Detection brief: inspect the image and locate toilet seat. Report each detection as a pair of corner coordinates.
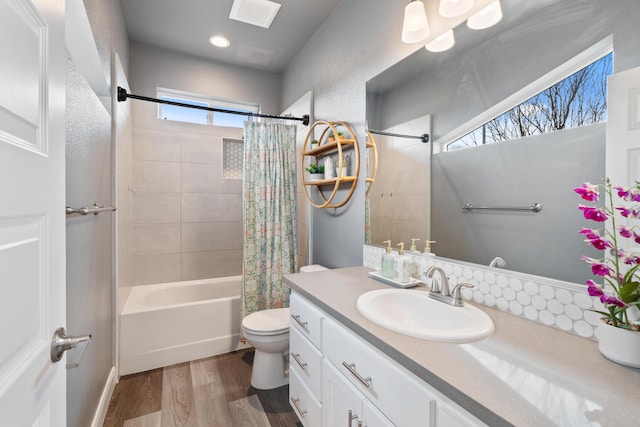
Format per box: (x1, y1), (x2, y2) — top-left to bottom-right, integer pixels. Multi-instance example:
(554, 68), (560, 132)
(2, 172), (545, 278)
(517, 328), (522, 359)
(242, 308), (290, 336)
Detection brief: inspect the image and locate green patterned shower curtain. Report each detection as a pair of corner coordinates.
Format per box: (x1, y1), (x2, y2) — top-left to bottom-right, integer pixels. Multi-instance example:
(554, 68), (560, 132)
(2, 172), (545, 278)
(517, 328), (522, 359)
(241, 121), (298, 320)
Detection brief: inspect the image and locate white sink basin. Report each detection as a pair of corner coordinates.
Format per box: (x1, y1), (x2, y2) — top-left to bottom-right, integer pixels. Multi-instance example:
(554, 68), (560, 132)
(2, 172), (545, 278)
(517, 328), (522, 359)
(356, 289), (495, 343)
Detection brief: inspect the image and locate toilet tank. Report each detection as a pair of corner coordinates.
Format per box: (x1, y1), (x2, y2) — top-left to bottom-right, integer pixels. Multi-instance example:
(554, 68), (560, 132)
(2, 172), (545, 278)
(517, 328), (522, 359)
(300, 264), (328, 273)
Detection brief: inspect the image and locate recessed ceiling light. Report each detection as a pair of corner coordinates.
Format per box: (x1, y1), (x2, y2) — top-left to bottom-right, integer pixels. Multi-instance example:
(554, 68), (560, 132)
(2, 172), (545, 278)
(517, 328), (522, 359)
(229, 0), (281, 29)
(209, 35), (230, 48)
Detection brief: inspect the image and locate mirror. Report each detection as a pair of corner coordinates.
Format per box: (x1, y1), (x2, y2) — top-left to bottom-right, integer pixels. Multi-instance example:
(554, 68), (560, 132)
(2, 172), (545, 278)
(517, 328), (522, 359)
(366, 0), (640, 284)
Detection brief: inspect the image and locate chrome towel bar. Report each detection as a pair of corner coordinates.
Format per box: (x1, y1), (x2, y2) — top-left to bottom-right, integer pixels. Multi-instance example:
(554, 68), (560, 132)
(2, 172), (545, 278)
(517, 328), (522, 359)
(462, 203), (542, 213)
(66, 203), (116, 216)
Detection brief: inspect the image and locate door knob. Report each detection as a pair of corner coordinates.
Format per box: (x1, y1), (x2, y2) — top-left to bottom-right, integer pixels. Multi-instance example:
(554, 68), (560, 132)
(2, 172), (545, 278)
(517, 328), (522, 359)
(50, 327), (91, 363)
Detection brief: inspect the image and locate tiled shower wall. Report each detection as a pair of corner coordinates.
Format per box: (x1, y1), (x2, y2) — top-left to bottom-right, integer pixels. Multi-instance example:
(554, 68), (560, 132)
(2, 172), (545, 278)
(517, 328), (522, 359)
(131, 119), (244, 285)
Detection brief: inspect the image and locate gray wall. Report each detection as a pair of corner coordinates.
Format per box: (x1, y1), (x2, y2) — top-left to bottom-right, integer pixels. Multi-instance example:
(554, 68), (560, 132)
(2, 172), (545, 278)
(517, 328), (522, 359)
(65, 55), (113, 427)
(83, 0), (130, 90)
(66, 1), (129, 427)
(129, 42), (281, 118)
(432, 124), (605, 284)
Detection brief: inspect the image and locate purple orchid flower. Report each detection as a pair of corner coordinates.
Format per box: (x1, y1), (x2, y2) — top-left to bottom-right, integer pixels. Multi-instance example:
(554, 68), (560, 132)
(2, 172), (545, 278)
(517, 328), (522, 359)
(614, 186), (640, 202)
(574, 182), (600, 202)
(614, 186), (631, 200)
(617, 225), (633, 238)
(616, 206), (640, 219)
(579, 228), (600, 239)
(585, 237), (613, 250)
(586, 279), (604, 297)
(616, 249), (638, 265)
(581, 255), (612, 277)
(633, 231), (640, 245)
(600, 294), (627, 308)
(579, 228), (612, 249)
(578, 205), (608, 222)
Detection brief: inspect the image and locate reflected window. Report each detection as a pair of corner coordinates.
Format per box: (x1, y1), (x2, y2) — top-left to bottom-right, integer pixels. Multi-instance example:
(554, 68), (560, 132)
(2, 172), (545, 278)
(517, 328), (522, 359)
(447, 52), (612, 152)
(157, 88), (260, 128)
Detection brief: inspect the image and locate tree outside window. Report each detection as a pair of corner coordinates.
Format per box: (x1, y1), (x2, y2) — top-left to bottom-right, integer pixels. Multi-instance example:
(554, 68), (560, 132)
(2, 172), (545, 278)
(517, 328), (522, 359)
(447, 52), (612, 151)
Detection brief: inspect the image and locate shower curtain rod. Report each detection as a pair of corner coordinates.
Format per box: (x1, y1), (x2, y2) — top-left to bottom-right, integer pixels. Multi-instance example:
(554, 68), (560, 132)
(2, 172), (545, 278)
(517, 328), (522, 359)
(117, 87), (310, 126)
(367, 129), (429, 143)
(367, 128), (429, 143)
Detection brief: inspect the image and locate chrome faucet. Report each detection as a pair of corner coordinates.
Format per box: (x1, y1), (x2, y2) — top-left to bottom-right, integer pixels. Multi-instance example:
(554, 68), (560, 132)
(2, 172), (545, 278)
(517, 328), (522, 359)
(426, 266), (450, 296)
(426, 265), (474, 307)
(489, 257), (506, 268)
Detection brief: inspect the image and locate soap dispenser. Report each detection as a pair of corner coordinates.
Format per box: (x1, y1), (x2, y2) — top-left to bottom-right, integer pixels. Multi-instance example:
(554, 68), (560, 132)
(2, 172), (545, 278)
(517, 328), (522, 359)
(423, 240), (436, 256)
(380, 240), (396, 279)
(409, 238), (420, 252)
(394, 242), (413, 283)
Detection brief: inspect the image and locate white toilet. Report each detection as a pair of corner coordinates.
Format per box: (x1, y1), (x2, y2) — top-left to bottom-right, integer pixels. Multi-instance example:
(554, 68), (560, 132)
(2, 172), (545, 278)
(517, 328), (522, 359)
(241, 264), (328, 390)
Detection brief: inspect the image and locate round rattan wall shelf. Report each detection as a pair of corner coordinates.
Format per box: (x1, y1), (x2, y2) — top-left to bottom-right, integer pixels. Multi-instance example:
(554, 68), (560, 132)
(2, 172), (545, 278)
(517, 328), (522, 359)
(302, 121), (360, 208)
(365, 129), (378, 198)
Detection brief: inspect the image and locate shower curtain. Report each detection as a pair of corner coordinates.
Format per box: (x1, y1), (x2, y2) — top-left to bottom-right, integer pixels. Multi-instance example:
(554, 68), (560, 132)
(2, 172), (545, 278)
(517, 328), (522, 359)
(241, 120), (298, 319)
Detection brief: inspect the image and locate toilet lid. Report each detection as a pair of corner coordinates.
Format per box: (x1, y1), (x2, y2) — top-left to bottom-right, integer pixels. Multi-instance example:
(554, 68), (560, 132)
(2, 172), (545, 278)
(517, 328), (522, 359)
(242, 308), (290, 335)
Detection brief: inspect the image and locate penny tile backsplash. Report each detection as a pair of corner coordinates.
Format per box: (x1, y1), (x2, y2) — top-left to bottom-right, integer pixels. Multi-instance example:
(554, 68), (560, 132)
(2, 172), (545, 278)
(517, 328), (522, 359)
(363, 245), (604, 341)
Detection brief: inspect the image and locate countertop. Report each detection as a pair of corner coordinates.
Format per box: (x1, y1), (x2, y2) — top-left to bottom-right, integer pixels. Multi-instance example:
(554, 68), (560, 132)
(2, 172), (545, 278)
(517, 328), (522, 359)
(283, 266), (640, 427)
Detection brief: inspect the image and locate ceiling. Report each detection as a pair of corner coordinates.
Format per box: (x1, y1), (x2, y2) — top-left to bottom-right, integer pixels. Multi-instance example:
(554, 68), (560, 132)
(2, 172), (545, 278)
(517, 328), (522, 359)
(119, 0), (343, 73)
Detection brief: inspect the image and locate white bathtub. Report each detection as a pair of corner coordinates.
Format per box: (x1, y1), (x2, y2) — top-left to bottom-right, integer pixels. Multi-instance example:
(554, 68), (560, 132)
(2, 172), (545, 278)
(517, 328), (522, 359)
(119, 275), (250, 375)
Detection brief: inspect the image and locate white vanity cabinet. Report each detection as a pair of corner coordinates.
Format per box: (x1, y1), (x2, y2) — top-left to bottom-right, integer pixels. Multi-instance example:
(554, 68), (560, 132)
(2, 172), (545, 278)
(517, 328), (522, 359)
(289, 293), (325, 426)
(290, 291), (487, 427)
(323, 316), (435, 426)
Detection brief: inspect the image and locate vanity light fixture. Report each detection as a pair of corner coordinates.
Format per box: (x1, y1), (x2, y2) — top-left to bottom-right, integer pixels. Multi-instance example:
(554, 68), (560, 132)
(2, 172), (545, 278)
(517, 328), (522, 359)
(467, 0), (503, 30)
(425, 29), (455, 52)
(402, 0), (430, 44)
(209, 35), (231, 48)
(438, 0), (474, 18)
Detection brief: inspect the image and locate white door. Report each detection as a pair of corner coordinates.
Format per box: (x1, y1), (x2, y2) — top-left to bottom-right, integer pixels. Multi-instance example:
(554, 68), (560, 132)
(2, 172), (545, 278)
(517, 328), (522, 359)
(0, 0), (66, 425)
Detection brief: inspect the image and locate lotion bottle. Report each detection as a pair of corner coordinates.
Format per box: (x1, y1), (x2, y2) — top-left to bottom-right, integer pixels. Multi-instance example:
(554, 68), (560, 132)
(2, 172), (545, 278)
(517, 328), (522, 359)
(394, 242), (413, 283)
(423, 240), (436, 256)
(380, 240), (396, 279)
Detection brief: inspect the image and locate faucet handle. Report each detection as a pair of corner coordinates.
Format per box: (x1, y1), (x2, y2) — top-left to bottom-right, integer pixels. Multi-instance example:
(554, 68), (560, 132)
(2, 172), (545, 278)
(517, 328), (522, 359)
(451, 283), (474, 307)
(429, 278), (440, 293)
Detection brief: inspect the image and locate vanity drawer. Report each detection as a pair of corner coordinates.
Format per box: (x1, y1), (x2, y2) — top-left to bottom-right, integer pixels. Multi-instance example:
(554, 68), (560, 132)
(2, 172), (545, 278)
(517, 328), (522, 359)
(290, 325), (323, 399)
(290, 366), (322, 427)
(290, 292), (324, 348)
(323, 317), (436, 427)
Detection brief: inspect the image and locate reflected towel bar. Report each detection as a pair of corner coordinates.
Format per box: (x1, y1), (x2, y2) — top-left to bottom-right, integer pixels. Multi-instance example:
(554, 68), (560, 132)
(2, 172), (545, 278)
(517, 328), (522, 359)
(462, 203), (542, 213)
(367, 128), (429, 143)
(66, 203), (116, 216)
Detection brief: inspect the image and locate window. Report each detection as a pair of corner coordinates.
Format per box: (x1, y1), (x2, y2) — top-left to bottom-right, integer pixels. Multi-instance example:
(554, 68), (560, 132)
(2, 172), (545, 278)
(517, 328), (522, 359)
(157, 88), (260, 128)
(446, 51), (613, 152)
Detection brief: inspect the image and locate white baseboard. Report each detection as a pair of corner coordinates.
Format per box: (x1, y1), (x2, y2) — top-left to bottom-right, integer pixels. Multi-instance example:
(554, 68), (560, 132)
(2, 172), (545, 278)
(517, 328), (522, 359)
(90, 366), (117, 427)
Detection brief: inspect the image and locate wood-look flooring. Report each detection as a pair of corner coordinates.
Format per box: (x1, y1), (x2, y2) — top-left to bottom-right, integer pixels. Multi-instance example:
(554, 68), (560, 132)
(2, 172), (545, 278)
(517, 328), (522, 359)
(103, 349), (301, 427)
